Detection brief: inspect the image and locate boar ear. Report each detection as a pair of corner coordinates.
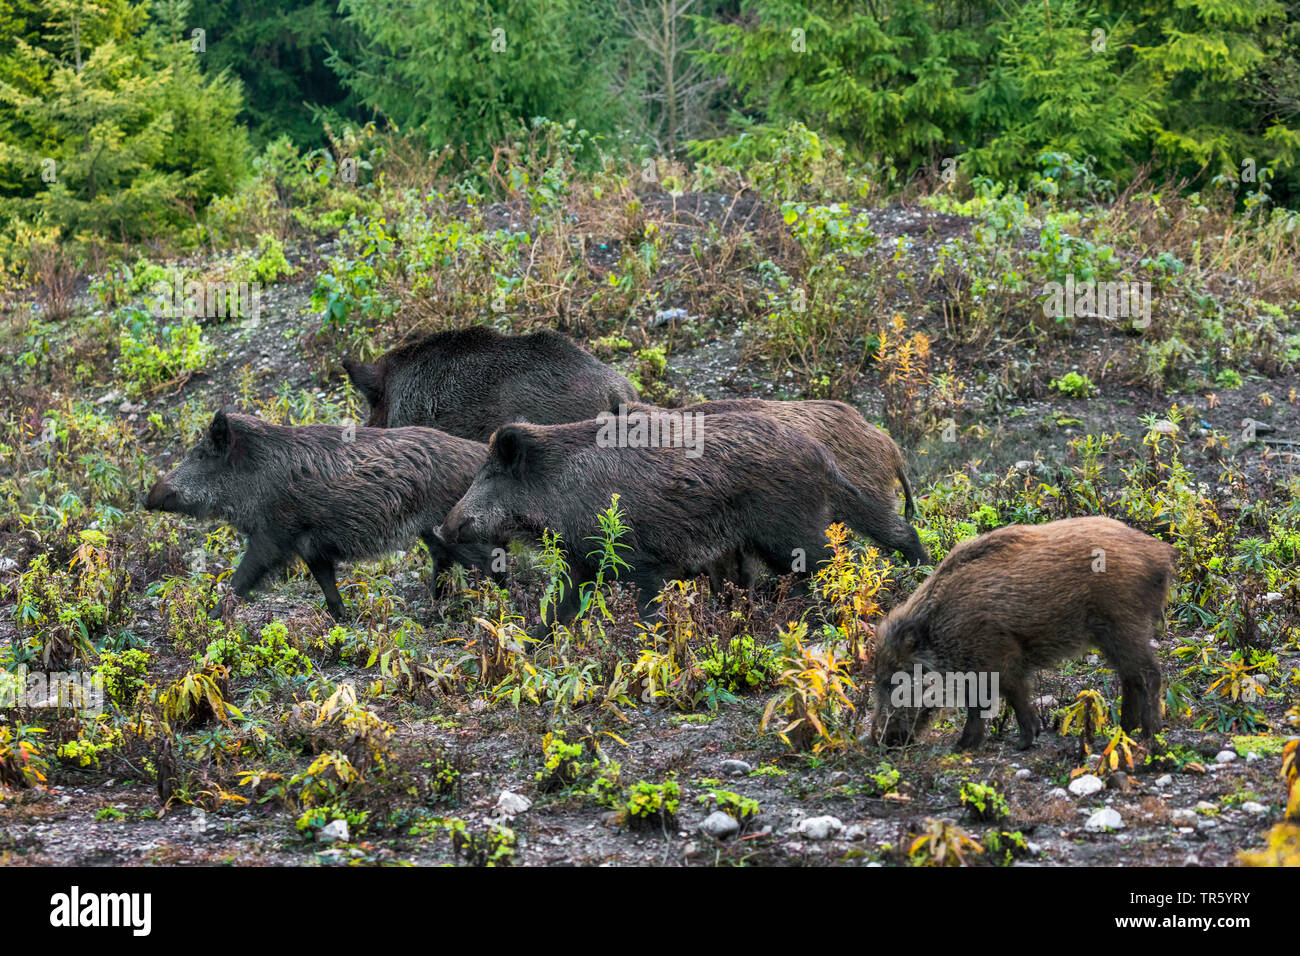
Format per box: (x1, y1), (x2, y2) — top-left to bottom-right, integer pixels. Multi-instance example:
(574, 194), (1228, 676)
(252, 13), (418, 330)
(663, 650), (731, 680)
(209, 409), (233, 452)
(343, 360), (383, 406)
(209, 408), (246, 461)
(492, 425), (536, 480)
(893, 619), (925, 655)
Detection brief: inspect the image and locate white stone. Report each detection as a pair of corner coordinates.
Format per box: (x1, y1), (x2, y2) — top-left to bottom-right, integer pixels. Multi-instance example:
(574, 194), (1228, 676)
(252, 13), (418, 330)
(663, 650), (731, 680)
(1047, 787), (1069, 799)
(1170, 809), (1198, 826)
(699, 811), (740, 840)
(1154, 774), (1173, 787)
(1215, 750), (1237, 764)
(1240, 801), (1267, 815)
(1068, 774), (1104, 797)
(796, 815), (844, 840)
(720, 759), (752, 776)
(1085, 808), (1124, 831)
(1013, 769), (1033, 781)
(495, 790), (532, 818)
(318, 819), (349, 842)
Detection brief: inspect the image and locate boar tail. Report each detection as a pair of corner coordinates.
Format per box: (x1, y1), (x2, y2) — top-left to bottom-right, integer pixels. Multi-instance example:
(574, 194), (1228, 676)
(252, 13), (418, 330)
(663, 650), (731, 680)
(898, 467), (917, 521)
(830, 464), (929, 566)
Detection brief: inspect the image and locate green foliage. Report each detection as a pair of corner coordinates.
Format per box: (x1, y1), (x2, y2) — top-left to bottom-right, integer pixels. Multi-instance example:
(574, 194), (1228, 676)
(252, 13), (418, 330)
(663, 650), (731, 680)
(329, 0), (620, 159)
(863, 762), (901, 797)
(202, 619), (313, 681)
(628, 346), (669, 400)
(444, 818), (516, 867)
(959, 781), (1010, 823)
(696, 0), (1300, 201)
(619, 775), (680, 830)
(967, 1), (1154, 182)
(697, 787), (759, 827)
(535, 731), (601, 792)
(0, 0), (251, 256)
(94, 647), (151, 709)
(579, 494), (634, 622)
(983, 829), (1031, 866)
(185, 0), (358, 146)
(699, 634), (779, 693)
(697, 0), (980, 172)
(1050, 372), (1095, 399)
(236, 233), (297, 284)
(204, 130), (381, 245)
(57, 716), (125, 769)
(13, 533), (129, 669)
(115, 308), (213, 398)
(0, 722), (50, 787)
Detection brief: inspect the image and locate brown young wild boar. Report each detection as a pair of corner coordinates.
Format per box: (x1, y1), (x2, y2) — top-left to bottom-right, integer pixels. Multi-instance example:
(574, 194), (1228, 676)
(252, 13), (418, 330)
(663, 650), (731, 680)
(871, 516), (1174, 751)
(627, 398), (926, 568)
(145, 410), (495, 619)
(343, 326), (639, 439)
(438, 411), (912, 634)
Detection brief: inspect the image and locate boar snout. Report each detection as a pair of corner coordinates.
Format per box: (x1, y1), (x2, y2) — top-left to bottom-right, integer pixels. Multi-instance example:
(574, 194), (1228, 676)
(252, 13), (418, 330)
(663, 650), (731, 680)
(145, 478), (176, 511)
(871, 710), (919, 748)
(439, 503), (475, 544)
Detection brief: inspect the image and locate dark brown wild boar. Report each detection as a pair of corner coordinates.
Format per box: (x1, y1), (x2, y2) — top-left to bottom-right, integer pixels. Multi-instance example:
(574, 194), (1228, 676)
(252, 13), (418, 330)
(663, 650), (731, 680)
(628, 398), (926, 567)
(145, 410), (495, 619)
(438, 411), (905, 633)
(871, 516), (1173, 750)
(343, 326), (639, 439)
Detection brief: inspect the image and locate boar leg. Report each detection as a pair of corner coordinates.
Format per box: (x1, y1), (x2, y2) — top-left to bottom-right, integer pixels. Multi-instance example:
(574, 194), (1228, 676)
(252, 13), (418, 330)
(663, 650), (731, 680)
(1101, 628), (1162, 739)
(306, 558), (346, 620)
(628, 568), (671, 621)
(1003, 679), (1040, 750)
(1119, 659), (1162, 740)
(420, 532), (464, 597)
(222, 537), (288, 613)
(954, 708), (987, 751)
(527, 561), (590, 642)
(420, 532), (450, 595)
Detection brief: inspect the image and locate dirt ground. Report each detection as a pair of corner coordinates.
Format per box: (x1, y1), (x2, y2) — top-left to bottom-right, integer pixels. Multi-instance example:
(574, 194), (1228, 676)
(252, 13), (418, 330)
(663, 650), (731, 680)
(1, 194), (1297, 868)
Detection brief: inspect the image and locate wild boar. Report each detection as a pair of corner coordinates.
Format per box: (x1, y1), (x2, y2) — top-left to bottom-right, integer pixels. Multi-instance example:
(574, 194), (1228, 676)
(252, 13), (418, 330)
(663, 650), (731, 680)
(145, 410), (495, 619)
(628, 397), (926, 570)
(871, 516), (1174, 750)
(438, 410), (913, 633)
(343, 326), (639, 439)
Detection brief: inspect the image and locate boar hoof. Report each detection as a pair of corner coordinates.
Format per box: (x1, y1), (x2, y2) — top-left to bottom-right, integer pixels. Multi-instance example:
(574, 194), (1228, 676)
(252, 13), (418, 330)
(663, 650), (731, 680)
(207, 594), (234, 621)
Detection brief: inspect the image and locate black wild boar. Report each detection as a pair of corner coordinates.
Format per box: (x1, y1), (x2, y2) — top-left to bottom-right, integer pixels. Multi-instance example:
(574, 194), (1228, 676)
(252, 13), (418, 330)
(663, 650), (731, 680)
(438, 411), (912, 632)
(628, 398), (926, 568)
(145, 410), (494, 619)
(343, 326), (639, 439)
(871, 516), (1174, 750)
